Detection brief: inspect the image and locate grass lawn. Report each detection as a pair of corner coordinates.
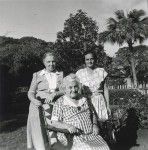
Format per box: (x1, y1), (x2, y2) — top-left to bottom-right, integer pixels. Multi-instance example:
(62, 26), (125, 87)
(0, 126), (27, 150)
(0, 111), (28, 150)
(131, 129), (148, 150)
(0, 89), (147, 150)
(1, 119), (148, 150)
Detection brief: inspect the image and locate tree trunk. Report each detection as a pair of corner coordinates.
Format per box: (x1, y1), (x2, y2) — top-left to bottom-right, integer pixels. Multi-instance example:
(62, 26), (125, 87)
(130, 55), (138, 88)
(128, 43), (138, 88)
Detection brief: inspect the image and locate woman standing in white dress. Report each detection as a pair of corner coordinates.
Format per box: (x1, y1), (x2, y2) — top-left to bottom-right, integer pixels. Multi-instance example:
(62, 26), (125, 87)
(76, 51), (110, 121)
(27, 52), (63, 150)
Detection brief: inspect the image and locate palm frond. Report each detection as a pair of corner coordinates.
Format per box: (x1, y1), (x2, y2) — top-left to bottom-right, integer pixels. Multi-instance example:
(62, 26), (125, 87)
(99, 31), (110, 43)
(128, 9), (145, 21)
(141, 17), (148, 25)
(107, 17), (117, 30)
(114, 10), (125, 20)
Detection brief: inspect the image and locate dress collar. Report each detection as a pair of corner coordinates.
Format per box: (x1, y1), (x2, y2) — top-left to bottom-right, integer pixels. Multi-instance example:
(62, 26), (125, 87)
(39, 69), (60, 76)
(63, 95), (86, 107)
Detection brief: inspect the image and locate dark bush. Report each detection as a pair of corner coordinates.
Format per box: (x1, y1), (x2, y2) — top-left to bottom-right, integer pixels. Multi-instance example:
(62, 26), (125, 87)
(109, 89), (148, 129)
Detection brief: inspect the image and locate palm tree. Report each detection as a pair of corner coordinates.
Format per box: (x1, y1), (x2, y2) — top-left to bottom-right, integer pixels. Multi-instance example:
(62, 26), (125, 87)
(99, 9), (148, 88)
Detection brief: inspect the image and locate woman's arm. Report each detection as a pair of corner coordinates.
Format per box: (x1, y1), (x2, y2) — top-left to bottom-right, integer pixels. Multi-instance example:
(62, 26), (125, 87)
(104, 79), (111, 114)
(54, 91), (64, 100)
(45, 85), (64, 103)
(28, 73), (42, 106)
(46, 120), (81, 134)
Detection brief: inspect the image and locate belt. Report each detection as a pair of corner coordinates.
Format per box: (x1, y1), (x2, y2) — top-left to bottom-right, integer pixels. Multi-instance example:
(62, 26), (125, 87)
(92, 90), (103, 93)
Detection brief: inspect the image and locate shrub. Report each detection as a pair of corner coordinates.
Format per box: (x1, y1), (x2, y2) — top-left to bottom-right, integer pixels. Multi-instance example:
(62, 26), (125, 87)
(109, 89), (148, 128)
(109, 89), (147, 108)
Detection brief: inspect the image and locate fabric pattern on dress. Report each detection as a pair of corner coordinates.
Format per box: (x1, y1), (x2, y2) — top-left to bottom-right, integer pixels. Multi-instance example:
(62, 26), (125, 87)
(51, 96), (110, 150)
(27, 69), (63, 150)
(76, 68), (108, 120)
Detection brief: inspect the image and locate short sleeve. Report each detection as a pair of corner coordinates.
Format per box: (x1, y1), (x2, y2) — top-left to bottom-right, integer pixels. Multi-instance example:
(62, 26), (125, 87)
(51, 98), (63, 121)
(76, 69), (85, 84)
(28, 73), (37, 94)
(76, 69), (82, 79)
(58, 72), (64, 93)
(102, 68), (108, 80)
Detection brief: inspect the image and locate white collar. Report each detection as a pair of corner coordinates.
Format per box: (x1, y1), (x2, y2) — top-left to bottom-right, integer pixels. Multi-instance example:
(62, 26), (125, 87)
(63, 95), (86, 107)
(39, 69), (60, 76)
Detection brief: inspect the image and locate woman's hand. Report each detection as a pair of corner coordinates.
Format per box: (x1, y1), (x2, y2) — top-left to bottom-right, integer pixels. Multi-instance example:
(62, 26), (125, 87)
(46, 93), (57, 103)
(93, 125), (99, 135)
(68, 126), (79, 134)
(33, 99), (42, 107)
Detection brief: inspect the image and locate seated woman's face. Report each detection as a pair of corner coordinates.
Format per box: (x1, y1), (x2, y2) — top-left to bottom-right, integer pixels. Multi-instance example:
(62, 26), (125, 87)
(65, 81), (80, 99)
(43, 55), (56, 72)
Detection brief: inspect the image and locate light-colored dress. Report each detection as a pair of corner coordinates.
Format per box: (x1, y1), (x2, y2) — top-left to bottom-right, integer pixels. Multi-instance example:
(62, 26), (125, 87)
(51, 95), (110, 150)
(76, 68), (108, 120)
(27, 69), (63, 150)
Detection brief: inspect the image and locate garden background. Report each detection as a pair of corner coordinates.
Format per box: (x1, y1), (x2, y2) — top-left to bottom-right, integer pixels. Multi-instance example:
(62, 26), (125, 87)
(0, 7), (148, 150)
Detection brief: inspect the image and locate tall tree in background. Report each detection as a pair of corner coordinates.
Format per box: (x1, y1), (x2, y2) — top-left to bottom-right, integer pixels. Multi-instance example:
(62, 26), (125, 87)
(99, 9), (148, 88)
(56, 9), (98, 52)
(55, 10), (110, 73)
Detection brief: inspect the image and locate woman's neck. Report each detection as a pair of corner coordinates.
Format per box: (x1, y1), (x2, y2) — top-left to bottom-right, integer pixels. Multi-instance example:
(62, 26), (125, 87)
(45, 69), (56, 73)
(86, 65), (96, 70)
(67, 96), (79, 104)
(86, 67), (95, 75)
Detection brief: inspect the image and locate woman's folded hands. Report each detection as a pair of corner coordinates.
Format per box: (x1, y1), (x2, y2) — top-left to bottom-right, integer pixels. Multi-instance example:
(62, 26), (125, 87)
(45, 93), (57, 103)
(67, 125), (82, 134)
(45, 120), (83, 135)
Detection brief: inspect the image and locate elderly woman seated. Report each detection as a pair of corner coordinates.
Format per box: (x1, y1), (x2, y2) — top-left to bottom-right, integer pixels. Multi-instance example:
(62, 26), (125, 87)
(48, 74), (110, 150)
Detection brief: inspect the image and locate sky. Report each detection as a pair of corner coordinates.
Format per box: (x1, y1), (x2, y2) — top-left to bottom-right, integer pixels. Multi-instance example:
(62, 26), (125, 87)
(0, 0), (148, 57)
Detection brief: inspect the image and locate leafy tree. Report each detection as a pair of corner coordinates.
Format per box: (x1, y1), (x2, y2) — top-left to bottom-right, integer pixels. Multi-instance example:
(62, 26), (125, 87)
(56, 9), (98, 51)
(112, 45), (148, 84)
(55, 10), (111, 73)
(0, 36), (54, 86)
(99, 9), (148, 88)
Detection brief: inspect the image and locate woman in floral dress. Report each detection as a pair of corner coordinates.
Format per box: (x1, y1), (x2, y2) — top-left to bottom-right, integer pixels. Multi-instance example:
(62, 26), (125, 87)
(27, 52), (63, 150)
(76, 51), (110, 121)
(51, 74), (110, 150)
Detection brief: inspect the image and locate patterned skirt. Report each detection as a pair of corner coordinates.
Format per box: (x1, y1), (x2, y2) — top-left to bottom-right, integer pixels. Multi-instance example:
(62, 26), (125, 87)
(71, 134), (110, 150)
(55, 132), (110, 150)
(91, 93), (108, 121)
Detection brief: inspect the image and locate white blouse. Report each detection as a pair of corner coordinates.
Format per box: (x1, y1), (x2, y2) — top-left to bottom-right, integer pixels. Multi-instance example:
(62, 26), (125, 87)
(39, 69), (63, 93)
(76, 68), (108, 93)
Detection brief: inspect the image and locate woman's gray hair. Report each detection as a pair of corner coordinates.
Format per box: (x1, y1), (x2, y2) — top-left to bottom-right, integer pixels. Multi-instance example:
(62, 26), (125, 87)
(62, 73), (82, 93)
(42, 52), (56, 62)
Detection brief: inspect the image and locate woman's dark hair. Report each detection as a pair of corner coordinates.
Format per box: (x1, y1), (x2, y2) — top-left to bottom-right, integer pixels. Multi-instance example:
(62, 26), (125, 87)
(83, 50), (97, 62)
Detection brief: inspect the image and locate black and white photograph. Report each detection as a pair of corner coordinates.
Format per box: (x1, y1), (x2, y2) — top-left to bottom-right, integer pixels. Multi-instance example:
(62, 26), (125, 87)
(0, 0), (148, 150)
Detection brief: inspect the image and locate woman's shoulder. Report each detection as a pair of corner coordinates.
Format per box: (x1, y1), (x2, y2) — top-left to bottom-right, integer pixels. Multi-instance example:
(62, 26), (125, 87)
(95, 67), (106, 72)
(56, 71), (63, 75)
(33, 69), (45, 76)
(33, 69), (63, 76)
(56, 71), (64, 78)
(55, 96), (64, 105)
(95, 67), (108, 74)
(94, 67), (108, 80)
(76, 68), (87, 76)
